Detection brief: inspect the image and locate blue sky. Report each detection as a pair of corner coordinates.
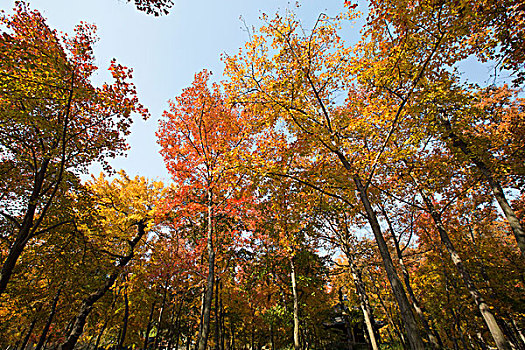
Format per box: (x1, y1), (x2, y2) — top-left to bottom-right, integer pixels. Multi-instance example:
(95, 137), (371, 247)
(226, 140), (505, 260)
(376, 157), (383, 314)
(4, 0), (355, 182)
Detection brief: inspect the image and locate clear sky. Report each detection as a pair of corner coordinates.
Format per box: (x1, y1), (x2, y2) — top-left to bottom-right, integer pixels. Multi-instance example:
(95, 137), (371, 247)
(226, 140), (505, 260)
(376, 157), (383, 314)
(3, 0), (356, 183)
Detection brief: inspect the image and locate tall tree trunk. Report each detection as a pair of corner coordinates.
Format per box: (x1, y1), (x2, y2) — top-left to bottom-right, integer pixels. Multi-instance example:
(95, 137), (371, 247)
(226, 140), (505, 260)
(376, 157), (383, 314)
(440, 118), (525, 255)
(339, 288), (354, 350)
(346, 257), (379, 350)
(197, 190), (215, 350)
(291, 255), (300, 350)
(380, 205), (443, 349)
(419, 189), (512, 350)
(214, 277), (220, 350)
(35, 287), (61, 350)
(144, 301), (156, 350)
(20, 313), (39, 350)
(154, 280), (169, 350)
(511, 316), (525, 348)
(198, 288), (205, 338)
(220, 288), (225, 350)
(347, 172), (424, 350)
(59, 221), (147, 350)
(118, 285), (130, 350)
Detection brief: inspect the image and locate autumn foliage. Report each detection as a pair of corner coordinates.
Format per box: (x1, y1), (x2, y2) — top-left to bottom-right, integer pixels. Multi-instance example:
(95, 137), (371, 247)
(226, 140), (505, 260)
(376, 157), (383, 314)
(1, 1), (524, 350)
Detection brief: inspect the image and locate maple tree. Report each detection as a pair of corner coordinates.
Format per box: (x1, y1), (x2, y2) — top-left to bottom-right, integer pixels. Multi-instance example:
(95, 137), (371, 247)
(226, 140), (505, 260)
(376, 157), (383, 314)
(0, 2), (148, 295)
(59, 172), (163, 350)
(433, 84), (525, 255)
(0, 172), (163, 349)
(157, 70), (252, 350)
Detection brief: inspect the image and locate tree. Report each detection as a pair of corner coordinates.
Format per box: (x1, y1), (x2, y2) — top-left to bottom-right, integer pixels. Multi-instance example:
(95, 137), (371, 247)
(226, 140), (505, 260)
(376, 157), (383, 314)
(59, 172), (163, 350)
(0, 2), (148, 295)
(224, 12), (426, 349)
(157, 70), (252, 350)
(359, 0), (525, 255)
(256, 177), (325, 350)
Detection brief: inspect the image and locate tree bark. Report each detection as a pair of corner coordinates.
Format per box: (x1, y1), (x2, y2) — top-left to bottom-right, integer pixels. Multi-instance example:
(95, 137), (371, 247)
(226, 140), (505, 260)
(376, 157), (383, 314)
(214, 277), (220, 350)
(0, 159), (50, 295)
(94, 318), (108, 350)
(35, 287), (61, 350)
(20, 313), (39, 350)
(144, 301), (156, 350)
(510, 315), (525, 348)
(346, 259), (379, 350)
(347, 172), (424, 350)
(291, 255), (301, 350)
(420, 189), (512, 350)
(118, 285), (130, 350)
(380, 205), (443, 349)
(197, 189), (215, 350)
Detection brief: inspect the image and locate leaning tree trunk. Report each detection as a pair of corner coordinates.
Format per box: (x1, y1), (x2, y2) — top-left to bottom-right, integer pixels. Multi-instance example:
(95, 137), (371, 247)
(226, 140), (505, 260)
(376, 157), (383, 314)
(94, 318), (108, 350)
(441, 118), (525, 255)
(380, 205), (443, 349)
(420, 189), (512, 350)
(20, 311), (40, 350)
(346, 171), (425, 350)
(0, 159), (51, 295)
(59, 221), (147, 350)
(346, 255), (379, 350)
(35, 287), (61, 350)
